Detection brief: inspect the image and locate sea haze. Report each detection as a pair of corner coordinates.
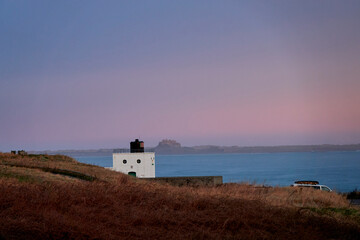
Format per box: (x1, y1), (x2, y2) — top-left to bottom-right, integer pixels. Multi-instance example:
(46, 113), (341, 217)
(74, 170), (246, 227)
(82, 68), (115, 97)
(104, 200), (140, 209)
(74, 151), (360, 193)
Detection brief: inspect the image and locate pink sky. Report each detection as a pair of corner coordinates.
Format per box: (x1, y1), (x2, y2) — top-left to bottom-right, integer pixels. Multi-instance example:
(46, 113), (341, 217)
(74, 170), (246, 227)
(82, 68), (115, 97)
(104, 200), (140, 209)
(1, 1), (360, 150)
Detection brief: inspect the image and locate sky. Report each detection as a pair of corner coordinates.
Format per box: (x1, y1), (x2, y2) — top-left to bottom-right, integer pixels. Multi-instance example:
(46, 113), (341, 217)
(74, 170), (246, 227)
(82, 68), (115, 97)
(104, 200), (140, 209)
(1, 0), (360, 151)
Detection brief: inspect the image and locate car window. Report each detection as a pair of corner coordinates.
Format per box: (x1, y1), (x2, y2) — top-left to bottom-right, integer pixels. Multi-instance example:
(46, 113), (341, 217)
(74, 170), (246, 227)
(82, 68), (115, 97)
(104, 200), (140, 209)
(312, 186), (320, 190)
(321, 187), (331, 192)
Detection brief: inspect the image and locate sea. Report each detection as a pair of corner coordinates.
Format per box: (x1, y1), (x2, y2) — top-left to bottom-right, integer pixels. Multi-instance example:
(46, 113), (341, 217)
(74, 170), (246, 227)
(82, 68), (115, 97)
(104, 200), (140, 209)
(74, 151), (360, 193)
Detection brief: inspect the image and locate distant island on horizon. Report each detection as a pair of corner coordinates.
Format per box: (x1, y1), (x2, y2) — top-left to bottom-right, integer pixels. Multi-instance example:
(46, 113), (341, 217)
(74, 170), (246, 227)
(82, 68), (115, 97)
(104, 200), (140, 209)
(29, 139), (360, 157)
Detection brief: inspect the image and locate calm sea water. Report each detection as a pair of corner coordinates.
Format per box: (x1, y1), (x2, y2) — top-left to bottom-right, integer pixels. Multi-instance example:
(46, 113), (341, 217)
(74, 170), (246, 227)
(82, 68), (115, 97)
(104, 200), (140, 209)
(74, 151), (360, 192)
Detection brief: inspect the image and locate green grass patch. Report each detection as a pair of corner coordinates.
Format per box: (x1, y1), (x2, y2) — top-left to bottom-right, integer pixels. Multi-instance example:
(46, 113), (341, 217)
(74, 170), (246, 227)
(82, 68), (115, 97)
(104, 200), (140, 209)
(28, 154), (49, 162)
(41, 168), (96, 181)
(0, 170), (35, 183)
(308, 207), (360, 223)
(1, 163), (96, 182)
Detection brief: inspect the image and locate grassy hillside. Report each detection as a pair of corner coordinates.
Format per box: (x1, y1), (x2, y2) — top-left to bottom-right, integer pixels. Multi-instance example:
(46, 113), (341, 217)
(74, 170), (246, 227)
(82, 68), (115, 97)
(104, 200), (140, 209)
(0, 153), (359, 239)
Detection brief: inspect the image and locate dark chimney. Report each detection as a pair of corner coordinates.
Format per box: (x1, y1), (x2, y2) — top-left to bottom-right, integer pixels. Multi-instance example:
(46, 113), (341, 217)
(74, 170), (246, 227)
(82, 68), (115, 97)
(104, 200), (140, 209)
(130, 139), (144, 153)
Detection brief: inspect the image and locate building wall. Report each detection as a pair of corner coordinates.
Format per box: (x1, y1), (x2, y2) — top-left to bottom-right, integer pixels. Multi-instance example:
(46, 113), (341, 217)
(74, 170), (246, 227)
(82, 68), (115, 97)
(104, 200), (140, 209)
(113, 152), (155, 178)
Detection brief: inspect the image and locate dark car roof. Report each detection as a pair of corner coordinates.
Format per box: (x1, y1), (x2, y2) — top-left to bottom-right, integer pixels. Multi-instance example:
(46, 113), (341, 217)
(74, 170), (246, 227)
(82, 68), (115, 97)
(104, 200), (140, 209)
(294, 180), (319, 185)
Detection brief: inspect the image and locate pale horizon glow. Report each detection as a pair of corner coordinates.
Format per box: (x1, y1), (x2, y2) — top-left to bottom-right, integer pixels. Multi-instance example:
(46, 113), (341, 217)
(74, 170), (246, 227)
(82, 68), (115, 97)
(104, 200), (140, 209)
(1, 1), (360, 151)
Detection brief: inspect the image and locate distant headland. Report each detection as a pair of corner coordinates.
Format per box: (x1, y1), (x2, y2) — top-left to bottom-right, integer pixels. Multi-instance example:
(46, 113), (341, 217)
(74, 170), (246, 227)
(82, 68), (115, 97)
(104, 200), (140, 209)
(29, 139), (360, 156)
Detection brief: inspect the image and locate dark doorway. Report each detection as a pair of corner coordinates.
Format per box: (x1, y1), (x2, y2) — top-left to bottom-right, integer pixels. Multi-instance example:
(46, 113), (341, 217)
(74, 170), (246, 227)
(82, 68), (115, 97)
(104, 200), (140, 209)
(128, 172), (136, 177)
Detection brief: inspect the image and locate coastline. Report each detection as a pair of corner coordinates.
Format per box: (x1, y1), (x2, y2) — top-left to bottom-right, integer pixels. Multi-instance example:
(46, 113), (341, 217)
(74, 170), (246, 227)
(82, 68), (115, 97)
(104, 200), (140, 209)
(29, 143), (360, 156)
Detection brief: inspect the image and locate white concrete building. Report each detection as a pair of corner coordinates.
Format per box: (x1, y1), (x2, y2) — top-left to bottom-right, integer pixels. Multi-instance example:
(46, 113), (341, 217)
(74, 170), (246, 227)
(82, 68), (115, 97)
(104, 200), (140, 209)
(112, 139), (155, 178)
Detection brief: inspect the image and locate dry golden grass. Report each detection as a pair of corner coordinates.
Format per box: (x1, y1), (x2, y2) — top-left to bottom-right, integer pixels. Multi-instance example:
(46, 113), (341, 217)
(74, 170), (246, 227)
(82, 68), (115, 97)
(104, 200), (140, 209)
(0, 153), (359, 240)
(195, 183), (350, 209)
